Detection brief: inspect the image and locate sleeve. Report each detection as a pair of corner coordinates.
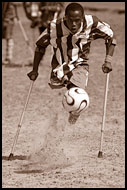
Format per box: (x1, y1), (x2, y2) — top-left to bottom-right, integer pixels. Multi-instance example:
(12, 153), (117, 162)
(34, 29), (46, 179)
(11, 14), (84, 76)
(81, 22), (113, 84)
(35, 26), (50, 54)
(92, 15), (117, 46)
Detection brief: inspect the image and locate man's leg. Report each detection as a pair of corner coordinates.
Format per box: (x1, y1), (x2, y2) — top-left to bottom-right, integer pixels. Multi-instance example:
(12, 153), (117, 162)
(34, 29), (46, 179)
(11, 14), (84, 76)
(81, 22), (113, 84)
(4, 38), (14, 64)
(3, 21), (14, 65)
(68, 111), (80, 125)
(67, 65), (89, 124)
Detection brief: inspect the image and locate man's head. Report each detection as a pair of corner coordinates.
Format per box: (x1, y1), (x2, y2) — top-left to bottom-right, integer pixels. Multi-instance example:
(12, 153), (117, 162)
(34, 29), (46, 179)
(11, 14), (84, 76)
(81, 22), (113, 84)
(65, 3), (84, 34)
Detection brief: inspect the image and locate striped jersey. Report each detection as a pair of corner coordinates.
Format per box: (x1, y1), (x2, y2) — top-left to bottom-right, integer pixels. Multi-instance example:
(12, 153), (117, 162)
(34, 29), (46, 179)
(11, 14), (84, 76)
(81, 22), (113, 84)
(36, 14), (116, 68)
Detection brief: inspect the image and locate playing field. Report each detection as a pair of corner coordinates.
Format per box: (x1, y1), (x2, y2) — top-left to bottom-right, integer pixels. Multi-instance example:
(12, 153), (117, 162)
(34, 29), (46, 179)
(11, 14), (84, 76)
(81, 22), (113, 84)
(2, 2), (125, 188)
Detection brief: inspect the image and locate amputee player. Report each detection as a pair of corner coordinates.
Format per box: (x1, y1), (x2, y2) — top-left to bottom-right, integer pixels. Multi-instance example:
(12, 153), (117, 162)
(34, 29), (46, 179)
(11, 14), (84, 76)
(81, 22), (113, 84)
(27, 3), (116, 124)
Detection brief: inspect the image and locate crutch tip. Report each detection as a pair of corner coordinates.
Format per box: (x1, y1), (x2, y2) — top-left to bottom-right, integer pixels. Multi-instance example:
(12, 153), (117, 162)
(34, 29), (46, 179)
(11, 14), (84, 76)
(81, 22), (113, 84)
(8, 153), (14, 161)
(98, 151), (103, 158)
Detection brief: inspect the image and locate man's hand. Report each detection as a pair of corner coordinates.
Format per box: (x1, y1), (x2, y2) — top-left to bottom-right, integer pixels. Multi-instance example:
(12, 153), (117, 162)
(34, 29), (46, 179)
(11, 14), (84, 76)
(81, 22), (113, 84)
(27, 70), (38, 81)
(102, 61), (112, 73)
(53, 65), (64, 80)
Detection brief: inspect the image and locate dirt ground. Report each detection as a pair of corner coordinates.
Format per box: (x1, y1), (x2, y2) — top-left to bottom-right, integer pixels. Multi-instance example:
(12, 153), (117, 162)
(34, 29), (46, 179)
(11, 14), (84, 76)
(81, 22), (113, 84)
(2, 2), (125, 188)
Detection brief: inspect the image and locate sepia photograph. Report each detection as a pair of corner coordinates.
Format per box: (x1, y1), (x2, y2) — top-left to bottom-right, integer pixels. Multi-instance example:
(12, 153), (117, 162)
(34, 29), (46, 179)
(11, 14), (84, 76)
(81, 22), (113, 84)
(2, 2), (125, 188)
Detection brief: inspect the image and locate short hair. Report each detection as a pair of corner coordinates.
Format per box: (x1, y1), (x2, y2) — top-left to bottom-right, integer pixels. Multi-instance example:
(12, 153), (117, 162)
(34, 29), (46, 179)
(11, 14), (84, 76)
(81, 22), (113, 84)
(65, 3), (84, 16)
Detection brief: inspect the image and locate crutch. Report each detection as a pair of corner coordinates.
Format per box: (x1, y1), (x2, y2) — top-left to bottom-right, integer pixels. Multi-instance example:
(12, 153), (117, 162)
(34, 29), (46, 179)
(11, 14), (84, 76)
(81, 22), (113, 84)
(15, 6), (34, 67)
(8, 80), (34, 160)
(98, 73), (110, 158)
(18, 19), (34, 57)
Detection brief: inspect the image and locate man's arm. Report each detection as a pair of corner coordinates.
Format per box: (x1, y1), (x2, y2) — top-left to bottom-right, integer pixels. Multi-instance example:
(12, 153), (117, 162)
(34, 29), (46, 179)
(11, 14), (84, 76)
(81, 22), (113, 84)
(27, 29), (50, 81)
(103, 33), (116, 73)
(27, 49), (44, 81)
(92, 16), (117, 73)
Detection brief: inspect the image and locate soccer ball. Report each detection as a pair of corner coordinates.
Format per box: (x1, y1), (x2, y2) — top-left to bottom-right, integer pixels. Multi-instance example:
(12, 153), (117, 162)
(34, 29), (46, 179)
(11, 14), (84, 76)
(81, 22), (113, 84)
(62, 87), (89, 114)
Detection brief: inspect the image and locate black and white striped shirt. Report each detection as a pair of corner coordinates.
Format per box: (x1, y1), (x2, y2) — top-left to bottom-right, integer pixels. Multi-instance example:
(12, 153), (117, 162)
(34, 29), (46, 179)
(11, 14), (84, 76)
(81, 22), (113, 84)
(36, 14), (116, 69)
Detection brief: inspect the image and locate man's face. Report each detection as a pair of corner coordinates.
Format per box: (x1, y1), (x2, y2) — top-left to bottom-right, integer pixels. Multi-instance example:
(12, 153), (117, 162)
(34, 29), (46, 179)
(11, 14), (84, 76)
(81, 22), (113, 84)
(65, 10), (83, 34)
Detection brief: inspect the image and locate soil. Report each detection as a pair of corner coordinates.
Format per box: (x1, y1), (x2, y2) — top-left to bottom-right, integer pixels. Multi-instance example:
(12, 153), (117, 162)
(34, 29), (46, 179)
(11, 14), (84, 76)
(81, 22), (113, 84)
(2, 3), (125, 188)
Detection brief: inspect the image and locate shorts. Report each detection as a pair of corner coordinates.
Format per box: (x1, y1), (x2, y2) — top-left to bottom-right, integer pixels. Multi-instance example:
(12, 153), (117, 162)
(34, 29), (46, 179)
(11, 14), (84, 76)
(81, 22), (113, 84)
(49, 56), (89, 89)
(70, 65), (89, 89)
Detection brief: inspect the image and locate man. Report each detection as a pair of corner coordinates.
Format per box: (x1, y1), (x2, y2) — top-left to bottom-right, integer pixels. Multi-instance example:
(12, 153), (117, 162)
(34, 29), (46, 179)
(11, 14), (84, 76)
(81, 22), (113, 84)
(27, 3), (116, 124)
(2, 2), (17, 65)
(23, 2), (64, 34)
(37, 2), (64, 34)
